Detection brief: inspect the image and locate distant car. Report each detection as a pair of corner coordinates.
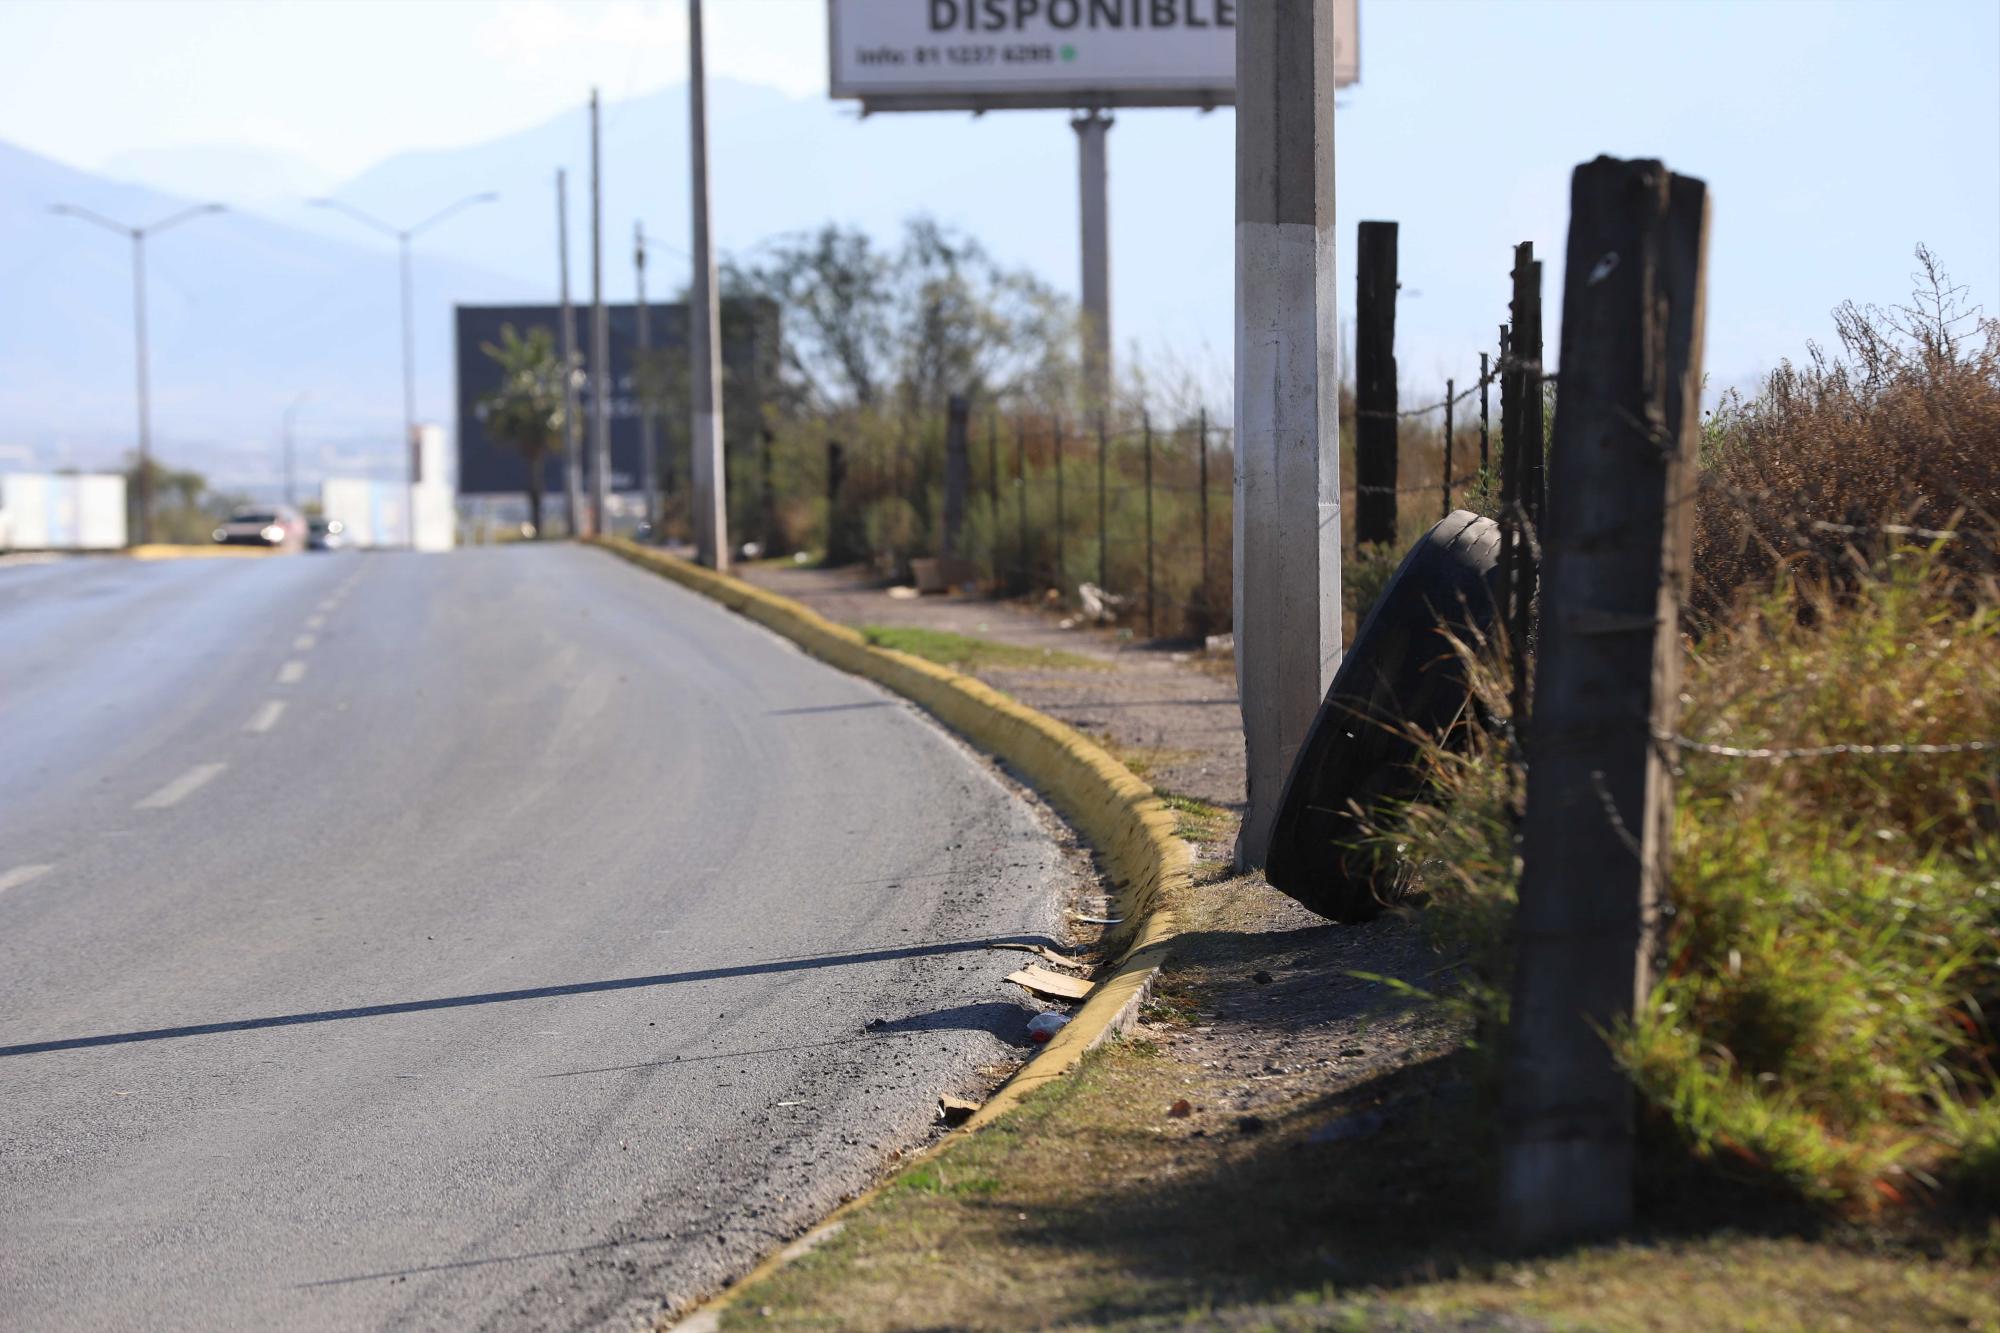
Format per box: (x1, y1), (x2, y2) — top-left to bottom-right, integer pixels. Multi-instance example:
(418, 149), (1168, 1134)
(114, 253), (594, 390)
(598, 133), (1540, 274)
(212, 505), (304, 548)
(307, 517), (348, 551)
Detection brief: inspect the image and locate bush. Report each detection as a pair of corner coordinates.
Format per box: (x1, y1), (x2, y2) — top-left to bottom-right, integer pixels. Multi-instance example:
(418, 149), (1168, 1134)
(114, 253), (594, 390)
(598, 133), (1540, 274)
(1692, 247), (2000, 621)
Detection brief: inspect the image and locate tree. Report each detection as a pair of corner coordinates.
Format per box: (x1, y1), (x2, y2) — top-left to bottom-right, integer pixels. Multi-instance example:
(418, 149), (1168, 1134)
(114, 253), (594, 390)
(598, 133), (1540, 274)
(477, 324), (569, 536)
(738, 218), (1078, 418)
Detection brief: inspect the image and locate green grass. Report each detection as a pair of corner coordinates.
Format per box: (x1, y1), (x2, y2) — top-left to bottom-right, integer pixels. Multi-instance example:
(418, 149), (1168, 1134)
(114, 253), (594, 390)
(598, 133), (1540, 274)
(860, 624), (1107, 673)
(1385, 550), (2000, 1213)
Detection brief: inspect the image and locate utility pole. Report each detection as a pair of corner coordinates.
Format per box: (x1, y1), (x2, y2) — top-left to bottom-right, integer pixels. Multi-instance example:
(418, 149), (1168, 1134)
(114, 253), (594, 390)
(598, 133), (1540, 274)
(282, 392), (310, 508)
(635, 223), (659, 535)
(309, 190), (495, 545)
(557, 169), (583, 536)
(49, 201), (227, 545)
(589, 88), (612, 537)
(688, 0), (728, 570)
(1233, 0), (1343, 869)
(1073, 109), (1113, 412)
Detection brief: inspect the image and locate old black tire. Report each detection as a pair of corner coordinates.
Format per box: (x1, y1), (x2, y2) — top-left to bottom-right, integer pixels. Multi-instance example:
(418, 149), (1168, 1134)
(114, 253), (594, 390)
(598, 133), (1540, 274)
(1263, 510), (1504, 922)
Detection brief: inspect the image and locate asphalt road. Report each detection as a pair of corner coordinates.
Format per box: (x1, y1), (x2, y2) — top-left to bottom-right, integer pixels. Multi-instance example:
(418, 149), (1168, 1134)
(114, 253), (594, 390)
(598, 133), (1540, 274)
(0, 545), (1068, 1332)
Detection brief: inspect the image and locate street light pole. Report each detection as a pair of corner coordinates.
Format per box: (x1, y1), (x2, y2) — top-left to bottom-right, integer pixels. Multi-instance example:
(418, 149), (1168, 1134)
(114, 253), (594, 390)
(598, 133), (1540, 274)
(310, 191), (497, 544)
(635, 223), (659, 535)
(50, 201), (227, 545)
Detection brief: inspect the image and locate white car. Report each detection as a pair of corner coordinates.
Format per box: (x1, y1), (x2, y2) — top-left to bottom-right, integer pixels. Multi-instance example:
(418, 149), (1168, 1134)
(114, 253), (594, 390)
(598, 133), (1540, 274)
(212, 505), (304, 548)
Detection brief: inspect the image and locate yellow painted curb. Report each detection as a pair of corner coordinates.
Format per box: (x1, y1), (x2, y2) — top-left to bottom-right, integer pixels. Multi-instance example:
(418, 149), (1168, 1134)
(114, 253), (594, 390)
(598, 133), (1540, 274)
(128, 544), (281, 560)
(589, 537), (1191, 1328)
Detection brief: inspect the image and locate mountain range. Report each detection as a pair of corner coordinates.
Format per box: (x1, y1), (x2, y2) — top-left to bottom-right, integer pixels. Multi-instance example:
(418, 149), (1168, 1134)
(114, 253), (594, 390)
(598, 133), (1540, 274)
(1, 77), (1236, 493)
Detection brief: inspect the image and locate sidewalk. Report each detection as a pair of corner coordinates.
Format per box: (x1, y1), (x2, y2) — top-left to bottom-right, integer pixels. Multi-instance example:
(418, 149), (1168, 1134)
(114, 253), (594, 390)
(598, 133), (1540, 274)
(741, 562), (1246, 812)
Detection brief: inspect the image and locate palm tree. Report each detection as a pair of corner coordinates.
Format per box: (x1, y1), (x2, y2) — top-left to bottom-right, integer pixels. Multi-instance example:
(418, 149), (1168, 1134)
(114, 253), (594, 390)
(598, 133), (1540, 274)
(477, 324), (569, 536)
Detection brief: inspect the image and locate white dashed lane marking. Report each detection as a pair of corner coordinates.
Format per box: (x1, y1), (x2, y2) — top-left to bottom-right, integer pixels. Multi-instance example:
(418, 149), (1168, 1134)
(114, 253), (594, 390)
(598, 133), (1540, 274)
(0, 864), (54, 895)
(136, 763), (226, 811)
(305, 614), (326, 630)
(277, 661), (307, 685)
(246, 701), (287, 734)
(293, 634), (316, 651)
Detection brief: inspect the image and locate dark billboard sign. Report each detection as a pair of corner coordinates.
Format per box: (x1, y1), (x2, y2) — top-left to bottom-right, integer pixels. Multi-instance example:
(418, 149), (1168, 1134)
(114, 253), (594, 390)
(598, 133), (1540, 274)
(453, 301), (774, 496)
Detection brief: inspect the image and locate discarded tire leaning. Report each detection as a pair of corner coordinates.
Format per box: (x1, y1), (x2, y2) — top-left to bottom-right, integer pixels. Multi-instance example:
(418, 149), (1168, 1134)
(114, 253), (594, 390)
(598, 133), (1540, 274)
(1263, 509), (1505, 922)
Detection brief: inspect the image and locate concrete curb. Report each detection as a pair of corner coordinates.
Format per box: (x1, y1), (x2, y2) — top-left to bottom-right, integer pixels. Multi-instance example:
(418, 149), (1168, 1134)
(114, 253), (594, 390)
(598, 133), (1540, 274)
(589, 537), (1190, 1328)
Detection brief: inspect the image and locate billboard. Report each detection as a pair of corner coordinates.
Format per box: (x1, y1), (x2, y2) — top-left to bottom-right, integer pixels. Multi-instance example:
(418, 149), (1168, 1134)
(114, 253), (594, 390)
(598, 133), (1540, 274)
(827, 0), (1357, 111)
(454, 301), (775, 497)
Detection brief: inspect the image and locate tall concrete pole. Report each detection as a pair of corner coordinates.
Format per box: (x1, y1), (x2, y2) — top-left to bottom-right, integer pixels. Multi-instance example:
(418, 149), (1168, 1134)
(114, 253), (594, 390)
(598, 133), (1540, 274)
(556, 169), (584, 537)
(635, 223), (659, 534)
(688, 0), (729, 570)
(589, 88), (612, 536)
(1072, 110), (1113, 413)
(1233, 0), (1343, 869)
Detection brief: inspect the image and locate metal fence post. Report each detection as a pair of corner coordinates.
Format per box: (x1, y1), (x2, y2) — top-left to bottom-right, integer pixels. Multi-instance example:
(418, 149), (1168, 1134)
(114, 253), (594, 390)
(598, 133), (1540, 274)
(1143, 411), (1156, 638)
(1479, 350), (1492, 474)
(1016, 418), (1028, 589)
(1054, 417), (1066, 592)
(1198, 407), (1211, 631)
(1097, 414), (1109, 597)
(1442, 378), (1455, 521)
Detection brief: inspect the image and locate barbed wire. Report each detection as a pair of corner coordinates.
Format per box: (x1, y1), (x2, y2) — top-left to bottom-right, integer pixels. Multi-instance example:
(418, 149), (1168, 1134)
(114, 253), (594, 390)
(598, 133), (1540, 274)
(1659, 732), (1998, 761)
(1356, 472), (1484, 497)
(1352, 354), (1557, 421)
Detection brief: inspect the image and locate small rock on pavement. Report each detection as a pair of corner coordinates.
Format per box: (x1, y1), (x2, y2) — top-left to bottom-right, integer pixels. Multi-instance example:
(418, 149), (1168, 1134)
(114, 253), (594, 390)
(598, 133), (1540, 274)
(1252, 970), (1274, 986)
(1236, 1115), (1267, 1135)
(1166, 1099), (1193, 1119)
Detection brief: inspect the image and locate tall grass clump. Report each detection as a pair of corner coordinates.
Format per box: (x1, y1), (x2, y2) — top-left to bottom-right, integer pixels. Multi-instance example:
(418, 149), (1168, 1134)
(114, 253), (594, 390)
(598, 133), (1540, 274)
(1627, 551), (1999, 1209)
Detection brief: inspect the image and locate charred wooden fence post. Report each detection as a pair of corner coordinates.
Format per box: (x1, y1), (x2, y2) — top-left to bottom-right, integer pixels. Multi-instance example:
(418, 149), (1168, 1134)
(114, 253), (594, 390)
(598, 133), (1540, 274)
(1355, 220), (1400, 546)
(823, 439), (854, 566)
(942, 393), (970, 561)
(1508, 246), (1546, 731)
(1501, 156), (1710, 1249)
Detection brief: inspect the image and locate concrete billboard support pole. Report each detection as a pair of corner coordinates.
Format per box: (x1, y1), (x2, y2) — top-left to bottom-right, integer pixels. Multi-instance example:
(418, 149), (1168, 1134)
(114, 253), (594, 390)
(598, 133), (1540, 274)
(1233, 0), (1343, 870)
(1073, 110), (1113, 413)
(689, 0), (729, 571)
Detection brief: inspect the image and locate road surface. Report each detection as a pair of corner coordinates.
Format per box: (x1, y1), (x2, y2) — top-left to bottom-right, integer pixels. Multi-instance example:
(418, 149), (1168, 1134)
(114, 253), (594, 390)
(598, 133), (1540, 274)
(0, 545), (1067, 1331)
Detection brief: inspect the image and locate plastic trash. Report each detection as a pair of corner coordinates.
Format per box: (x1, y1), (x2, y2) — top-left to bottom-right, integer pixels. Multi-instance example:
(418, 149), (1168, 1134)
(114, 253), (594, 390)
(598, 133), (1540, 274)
(1026, 1012), (1071, 1043)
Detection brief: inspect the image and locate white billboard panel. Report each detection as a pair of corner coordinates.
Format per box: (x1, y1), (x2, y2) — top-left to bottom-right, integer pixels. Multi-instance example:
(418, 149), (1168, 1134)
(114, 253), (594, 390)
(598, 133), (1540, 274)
(828, 0), (1358, 109)
(0, 473), (127, 550)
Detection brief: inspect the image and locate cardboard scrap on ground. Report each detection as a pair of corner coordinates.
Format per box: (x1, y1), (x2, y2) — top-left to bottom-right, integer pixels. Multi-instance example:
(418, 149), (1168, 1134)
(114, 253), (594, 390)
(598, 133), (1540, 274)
(1005, 966), (1094, 1002)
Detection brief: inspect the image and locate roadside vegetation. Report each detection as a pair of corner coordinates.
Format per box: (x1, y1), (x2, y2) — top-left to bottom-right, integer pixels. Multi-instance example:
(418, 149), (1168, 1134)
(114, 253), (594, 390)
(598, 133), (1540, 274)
(1387, 253), (2000, 1221)
(859, 624), (1106, 673)
(705, 253), (2000, 1331)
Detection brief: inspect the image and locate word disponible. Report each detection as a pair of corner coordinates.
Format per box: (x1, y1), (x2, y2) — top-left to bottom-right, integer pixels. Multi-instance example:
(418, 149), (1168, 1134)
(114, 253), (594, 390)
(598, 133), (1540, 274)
(927, 0), (1237, 33)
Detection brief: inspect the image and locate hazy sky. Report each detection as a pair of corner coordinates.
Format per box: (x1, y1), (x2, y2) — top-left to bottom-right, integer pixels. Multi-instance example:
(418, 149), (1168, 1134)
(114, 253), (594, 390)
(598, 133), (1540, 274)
(3, 0), (1996, 406)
